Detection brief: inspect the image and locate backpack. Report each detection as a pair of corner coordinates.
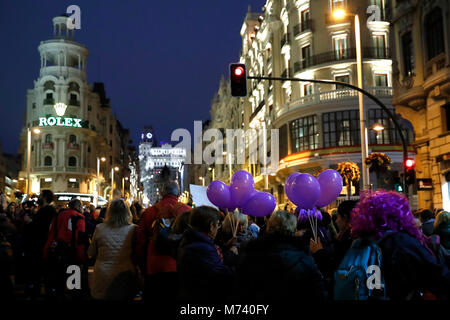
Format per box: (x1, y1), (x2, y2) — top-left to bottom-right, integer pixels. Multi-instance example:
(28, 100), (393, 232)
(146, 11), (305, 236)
(334, 238), (386, 300)
(47, 214), (81, 267)
(151, 203), (185, 255)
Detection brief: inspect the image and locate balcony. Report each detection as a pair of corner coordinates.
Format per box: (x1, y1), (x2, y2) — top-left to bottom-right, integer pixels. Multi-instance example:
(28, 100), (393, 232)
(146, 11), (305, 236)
(275, 87), (393, 120)
(42, 142), (54, 150)
(67, 143), (80, 150)
(424, 53), (447, 79)
(69, 99), (80, 107)
(293, 20), (313, 37)
(33, 166), (96, 175)
(293, 47), (391, 74)
(43, 98), (55, 105)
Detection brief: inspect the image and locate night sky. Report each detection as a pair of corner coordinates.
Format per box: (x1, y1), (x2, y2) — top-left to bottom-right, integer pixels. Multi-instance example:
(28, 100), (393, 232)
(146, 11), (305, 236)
(0, 0), (264, 154)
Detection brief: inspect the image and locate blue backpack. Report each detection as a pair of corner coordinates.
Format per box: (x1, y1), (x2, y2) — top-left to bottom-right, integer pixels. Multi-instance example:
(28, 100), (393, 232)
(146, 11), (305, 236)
(334, 239), (386, 300)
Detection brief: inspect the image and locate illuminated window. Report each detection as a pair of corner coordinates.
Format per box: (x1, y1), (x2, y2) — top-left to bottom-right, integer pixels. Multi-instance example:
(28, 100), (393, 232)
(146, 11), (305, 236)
(375, 74), (388, 87)
(323, 110), (360, 147)
(290, 115), (318, 152)
(334, 37), (348, 60)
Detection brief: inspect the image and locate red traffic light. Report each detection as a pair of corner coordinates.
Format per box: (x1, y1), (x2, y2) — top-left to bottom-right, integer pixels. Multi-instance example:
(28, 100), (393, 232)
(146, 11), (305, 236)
(234, 66), (244, 77)
(404, 158), (415, 169)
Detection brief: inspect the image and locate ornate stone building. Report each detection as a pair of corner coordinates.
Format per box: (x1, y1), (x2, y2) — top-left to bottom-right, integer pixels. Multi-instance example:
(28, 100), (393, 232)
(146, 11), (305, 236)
(391, 0), (450, 210)
(19, 15), (132, 198)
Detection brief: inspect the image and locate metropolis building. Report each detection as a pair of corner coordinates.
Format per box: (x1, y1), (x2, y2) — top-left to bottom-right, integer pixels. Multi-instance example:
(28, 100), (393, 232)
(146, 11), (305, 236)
(19, 15), (132, 199)
(139, 126), (187, 206)
(208, 0), (417, 209)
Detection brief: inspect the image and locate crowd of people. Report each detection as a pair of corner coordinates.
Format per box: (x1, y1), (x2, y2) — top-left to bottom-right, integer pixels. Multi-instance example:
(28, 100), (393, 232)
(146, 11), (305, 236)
(0, 183), (449, 302)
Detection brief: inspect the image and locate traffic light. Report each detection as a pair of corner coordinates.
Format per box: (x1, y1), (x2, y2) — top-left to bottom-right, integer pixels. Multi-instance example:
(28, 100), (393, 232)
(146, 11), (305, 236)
(404, 158), (416, 185)
(230, 63), (247, 97)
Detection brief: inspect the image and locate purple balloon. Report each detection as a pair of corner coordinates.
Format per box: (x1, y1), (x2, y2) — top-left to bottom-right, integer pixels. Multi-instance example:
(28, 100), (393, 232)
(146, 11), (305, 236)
(206, 181), (231, 208)
(289, 173), (321, 209)
(242, 191), (276, 217)
(315, 170), (343, 207)
(285, 173), (301, 202)
(230, 170), (255, 207)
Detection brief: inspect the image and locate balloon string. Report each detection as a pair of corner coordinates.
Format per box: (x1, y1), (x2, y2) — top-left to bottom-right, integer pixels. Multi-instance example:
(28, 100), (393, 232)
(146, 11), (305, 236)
(307, 211), (317, 243)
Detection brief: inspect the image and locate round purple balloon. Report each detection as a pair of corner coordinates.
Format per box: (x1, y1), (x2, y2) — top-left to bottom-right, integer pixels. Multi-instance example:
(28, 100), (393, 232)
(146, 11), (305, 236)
(230, 170), (255, 207)
(289, 173), (321, 209)
(206, 181), (231, 208)
(285, 172), (301, 202)
(315, 169), (343, 208)
(242, 191), (276, 217)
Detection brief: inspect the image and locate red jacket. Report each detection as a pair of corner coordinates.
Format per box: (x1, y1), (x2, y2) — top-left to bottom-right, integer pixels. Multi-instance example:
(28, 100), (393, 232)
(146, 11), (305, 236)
(43, 208), (86, 264)
(136, 195), (191, 275)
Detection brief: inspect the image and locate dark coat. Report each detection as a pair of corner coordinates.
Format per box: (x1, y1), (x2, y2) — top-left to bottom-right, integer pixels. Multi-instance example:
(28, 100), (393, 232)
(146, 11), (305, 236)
(377, 231), (450, 300)
(177, 228), (234, 301)
(24, 205), (56, 260)
(235, 233), (327, 301)
(421, 220), (435, 237)
(435, 221), (450, 251)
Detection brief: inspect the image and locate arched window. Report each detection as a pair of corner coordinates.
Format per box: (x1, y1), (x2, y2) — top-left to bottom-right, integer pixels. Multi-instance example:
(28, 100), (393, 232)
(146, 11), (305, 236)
(68, 156), (77, 167)
(44, 156), (52, 166)
(69, 135), (77, 143)
(45, 134), (52, 144)
(425, 7), (445, 60)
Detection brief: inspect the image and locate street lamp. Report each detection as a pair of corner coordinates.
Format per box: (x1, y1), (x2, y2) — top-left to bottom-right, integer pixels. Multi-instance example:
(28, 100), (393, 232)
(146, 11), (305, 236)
(26, 127), (41, 196)
(208, 166), (215, 181)
(122, 176), (128, 197)
(111, 166), (119, 200)
(95, 156), (106, 207)
(333, 9), (370, 190)
(199, 176), (205, 187)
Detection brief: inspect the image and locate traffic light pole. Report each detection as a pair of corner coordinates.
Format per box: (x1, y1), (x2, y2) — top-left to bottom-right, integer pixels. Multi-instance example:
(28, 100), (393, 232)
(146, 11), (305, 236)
(248, 75), (409, 197)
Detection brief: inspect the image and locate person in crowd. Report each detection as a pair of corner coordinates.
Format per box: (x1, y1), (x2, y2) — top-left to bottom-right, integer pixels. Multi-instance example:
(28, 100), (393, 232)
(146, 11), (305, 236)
(177, 206), (235, 301)
(136, 181), (191, 301)
(112, 189), (123, 200)
(236, 210), (326, 301)
(88, 199), (139, 300)
(23, 190), (57, 299)
(83, 204), (97, 241)
(351, 190), (450, 300)
(420, 209), (435, 236)
(434, 210), (450, 251)
(0, 191), (8, 213)
(215, 211), (254, 251)
(43, 199), (87, 300)
(5, 202), (17, 222)
(0, 230), (14, 299)
(132, 202), (143, 224)
(168, 210), (192, 259)
(247, 215), (260, 238)
(89, 204), (99, 221)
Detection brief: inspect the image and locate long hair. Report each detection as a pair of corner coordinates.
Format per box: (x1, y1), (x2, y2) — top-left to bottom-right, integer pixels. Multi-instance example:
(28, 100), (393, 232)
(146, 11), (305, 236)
(105, 199), (132, 228)
(222, 211), (248, 233)
(434, 211), (450, 231)
(350, 190), (425, 243)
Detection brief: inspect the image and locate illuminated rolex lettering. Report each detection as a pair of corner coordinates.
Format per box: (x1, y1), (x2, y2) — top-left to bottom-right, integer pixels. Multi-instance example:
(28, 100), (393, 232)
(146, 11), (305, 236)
(38, 116), (83, 128)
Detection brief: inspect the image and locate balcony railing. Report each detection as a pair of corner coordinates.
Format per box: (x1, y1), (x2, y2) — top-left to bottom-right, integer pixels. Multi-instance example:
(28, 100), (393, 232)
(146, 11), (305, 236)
(43, 98), (55, 105)
(293, 47), (391, 74)
(69, 99), (80, 106)
(275, 87), (393, 120)
(42, 142), (54, 150)
(424, 53), (447, 79)
(67, 143), (80, 150)
(34, 166), (96, 175)
(293, 20), (313, 36)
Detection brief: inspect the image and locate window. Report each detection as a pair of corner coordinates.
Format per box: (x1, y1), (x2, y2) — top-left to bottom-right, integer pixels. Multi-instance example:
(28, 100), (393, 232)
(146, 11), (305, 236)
(442, 103), (450, 133)
(368, 109), (408, 144)
(323, 110), (360, 147)
(67, 179), (79, 189)
(373, 34), (386, 58)
(44, 156), (52, 166)
(40, 178), (52, 189)
(301, 45), (311, 68)
(375, 74), (388, 87)
(69, 135), (77, 143)
(70, 93), (77, 101)
(45, 134), (52, 144)
(335, 75), (350, 90)
(88, 105), (92, 111)
(425, 7), (444, 60)
(332, 0), (345, 10)
(68, 156), (77, 167)
(301, 9), (310, 31)
(290, 115), (319, 152)
(401, 32), (414, 76)
(46, 92), (53, 99)
(303, 83), (313, 96)
(334, 37), (348, 60)
(32, 103), (36, 109)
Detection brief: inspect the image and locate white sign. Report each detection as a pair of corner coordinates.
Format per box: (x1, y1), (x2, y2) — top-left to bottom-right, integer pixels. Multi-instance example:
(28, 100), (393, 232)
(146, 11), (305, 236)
(189, 184), (217, 209)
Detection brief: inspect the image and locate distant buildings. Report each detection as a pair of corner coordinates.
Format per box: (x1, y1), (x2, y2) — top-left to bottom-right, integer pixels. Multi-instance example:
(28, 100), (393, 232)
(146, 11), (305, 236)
(139, 126), (187, 206)
(19, 14), (133, 200)
(0, 143), (21, 202)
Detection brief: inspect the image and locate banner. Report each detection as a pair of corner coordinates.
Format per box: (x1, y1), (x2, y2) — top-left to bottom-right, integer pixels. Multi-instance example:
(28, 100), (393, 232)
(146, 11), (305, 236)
(189, 184), (217, 209)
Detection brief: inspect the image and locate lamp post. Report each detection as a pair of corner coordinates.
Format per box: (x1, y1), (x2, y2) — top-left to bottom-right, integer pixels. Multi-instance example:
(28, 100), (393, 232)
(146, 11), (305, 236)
(223, 151), (232, 182)
(333, 9), (370, 190)
(208, 166), (215, 181)
(111, 166), (119, 200)
(95, 156), (106, 207)
(122, 176), (128, 197)
(199, 176), (205, 187)
(26, 127), (41, 196)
